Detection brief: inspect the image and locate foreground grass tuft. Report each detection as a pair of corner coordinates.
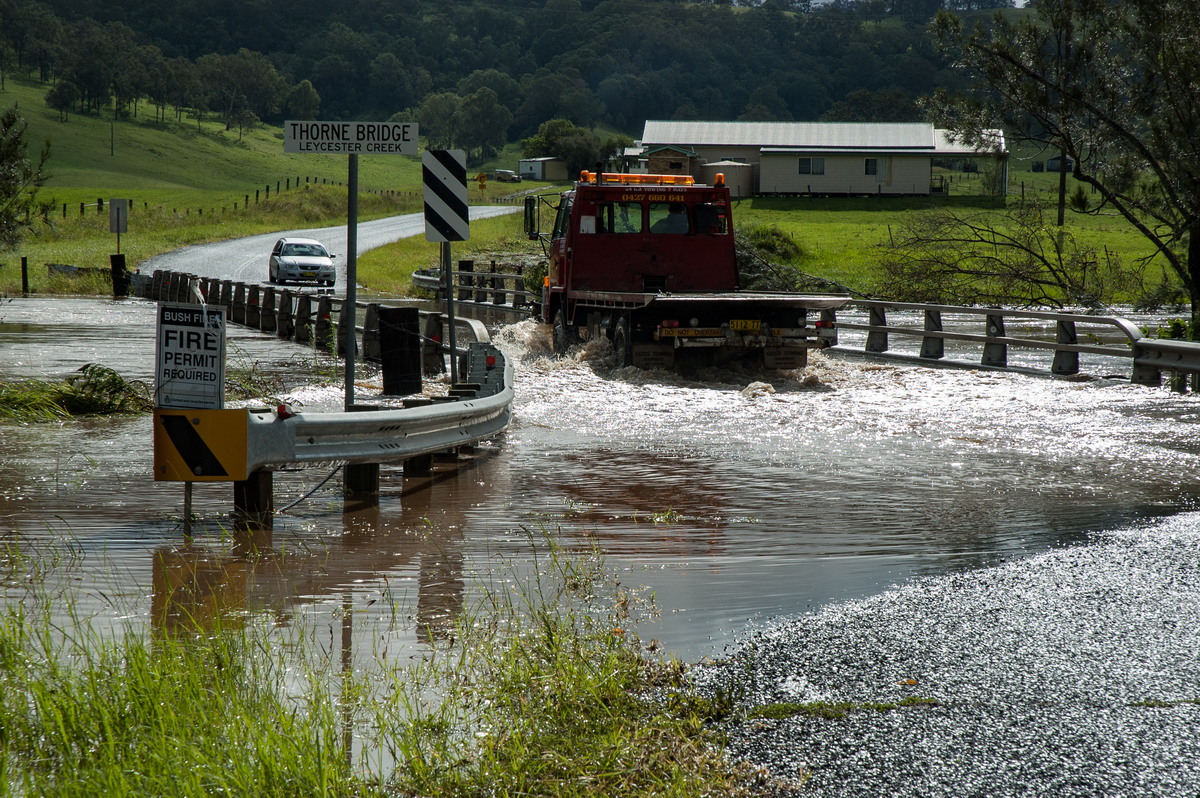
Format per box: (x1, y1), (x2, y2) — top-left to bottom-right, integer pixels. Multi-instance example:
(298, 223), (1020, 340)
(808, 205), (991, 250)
(0, 602), (359, 797)
(0, 363), (151, 422)
(374, 539), (764, 797)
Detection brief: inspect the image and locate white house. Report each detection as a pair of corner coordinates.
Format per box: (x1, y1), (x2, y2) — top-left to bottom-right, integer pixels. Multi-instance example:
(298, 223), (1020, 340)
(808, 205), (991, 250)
(639, 121), (1007, 196)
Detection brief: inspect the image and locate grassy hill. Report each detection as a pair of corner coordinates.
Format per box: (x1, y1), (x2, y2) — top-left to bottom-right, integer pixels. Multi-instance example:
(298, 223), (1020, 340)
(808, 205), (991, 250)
(0, 77), (536, 293)
(5, 76), (422, 205)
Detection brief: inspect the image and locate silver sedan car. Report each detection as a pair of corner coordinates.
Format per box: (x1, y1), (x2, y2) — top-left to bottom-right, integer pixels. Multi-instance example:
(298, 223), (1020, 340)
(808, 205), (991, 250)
(268, 237), (337, 286)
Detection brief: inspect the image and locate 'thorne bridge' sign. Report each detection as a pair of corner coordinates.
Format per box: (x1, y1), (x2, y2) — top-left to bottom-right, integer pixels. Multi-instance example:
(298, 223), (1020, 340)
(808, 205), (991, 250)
(283, 121), (418, 155)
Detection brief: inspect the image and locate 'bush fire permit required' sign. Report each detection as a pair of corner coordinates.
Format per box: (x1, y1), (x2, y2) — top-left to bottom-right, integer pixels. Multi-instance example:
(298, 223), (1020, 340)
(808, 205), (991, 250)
(155, 303), (226, 410)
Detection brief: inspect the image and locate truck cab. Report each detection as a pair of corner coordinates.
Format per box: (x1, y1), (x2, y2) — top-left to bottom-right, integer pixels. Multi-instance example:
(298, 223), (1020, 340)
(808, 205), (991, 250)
(545, 173), (737, 297)
(526, 171), (846, 370)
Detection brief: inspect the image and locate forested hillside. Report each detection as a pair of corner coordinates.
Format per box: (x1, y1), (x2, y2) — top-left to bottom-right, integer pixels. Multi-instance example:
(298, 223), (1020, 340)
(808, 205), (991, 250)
(0, 0), (1017, 161)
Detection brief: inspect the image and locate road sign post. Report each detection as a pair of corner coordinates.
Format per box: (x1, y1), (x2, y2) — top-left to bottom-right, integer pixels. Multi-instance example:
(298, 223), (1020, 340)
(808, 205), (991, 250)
(283, 120), (419, 410)
(109, 197), (128, 253)
(423, 149), (469, 384)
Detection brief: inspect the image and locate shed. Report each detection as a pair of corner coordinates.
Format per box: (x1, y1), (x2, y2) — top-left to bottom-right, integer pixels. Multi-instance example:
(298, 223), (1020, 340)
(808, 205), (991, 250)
(518, 157), (569, 181)
(700, 161), (754, 198)
(1046, 155), (1074, 172)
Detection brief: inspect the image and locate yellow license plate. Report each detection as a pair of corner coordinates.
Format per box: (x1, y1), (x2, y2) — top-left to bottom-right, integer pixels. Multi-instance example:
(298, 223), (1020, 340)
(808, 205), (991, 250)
(659, 327), (724, 337)
(729, 319), (762, 332)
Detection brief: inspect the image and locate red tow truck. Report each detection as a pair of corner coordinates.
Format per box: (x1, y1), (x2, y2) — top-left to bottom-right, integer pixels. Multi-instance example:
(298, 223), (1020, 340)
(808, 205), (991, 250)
(524, 171), (849, 370)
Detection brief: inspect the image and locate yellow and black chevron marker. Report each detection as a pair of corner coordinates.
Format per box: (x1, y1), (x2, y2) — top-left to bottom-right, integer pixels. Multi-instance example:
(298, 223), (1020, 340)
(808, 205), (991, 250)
(153, 409), (248, 482)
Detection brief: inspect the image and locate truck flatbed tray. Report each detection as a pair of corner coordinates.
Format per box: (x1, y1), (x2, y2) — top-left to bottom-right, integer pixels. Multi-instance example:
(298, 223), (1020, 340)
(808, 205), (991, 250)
(570, 290), (851, 310)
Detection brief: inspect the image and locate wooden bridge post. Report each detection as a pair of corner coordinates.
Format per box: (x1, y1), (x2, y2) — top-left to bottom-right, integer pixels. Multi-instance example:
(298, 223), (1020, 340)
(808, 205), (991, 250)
(920, 309), (944, 360)
(981, 313), (1008, 368)
(1052, 319), (1080, 375)
(457, 260), (473, 301)
(865, 305), (889, 353)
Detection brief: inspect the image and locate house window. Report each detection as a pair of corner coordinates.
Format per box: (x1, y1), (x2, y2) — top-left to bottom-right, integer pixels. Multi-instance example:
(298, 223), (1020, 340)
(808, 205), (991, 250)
(669, 161), (684, 170)
(865, 158), (878, 176)
(798, 157), (825, 175)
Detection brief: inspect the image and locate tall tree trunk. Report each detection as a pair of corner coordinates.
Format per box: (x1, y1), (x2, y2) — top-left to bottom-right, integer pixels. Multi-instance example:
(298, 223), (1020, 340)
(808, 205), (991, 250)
(1056, 149), (1068, 227)
(1189, 224), (1200, 341)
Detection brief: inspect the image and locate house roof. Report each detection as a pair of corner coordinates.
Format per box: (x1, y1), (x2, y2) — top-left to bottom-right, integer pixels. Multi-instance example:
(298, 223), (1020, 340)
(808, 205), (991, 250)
(643, 144), (699, 156)
(642, 121), (933, 150)
(641, 121), (1006, 155)
(933, 128), (1006, 156)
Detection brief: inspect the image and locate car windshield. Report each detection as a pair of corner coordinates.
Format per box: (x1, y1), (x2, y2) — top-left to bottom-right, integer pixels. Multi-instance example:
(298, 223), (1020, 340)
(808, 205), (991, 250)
(282, 243), (326, 257)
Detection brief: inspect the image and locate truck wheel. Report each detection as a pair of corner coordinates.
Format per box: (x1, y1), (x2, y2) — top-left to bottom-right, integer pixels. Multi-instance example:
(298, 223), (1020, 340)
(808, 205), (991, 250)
(612, 318), (632, 368)
(552, 307), (578, 355)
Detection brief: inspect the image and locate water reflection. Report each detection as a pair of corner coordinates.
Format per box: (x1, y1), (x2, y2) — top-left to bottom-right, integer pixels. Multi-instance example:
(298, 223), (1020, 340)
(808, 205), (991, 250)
(146, 457), (481, 643)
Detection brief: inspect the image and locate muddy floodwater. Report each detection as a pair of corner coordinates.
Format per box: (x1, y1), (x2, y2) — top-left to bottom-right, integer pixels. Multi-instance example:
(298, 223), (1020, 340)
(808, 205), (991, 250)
(4, 295), (1200, 665)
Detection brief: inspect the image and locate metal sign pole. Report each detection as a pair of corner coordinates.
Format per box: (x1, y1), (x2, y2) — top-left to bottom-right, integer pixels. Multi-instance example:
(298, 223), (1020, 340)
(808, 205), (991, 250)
(345, 154), (358, 410)
(444, 241), (457, 384)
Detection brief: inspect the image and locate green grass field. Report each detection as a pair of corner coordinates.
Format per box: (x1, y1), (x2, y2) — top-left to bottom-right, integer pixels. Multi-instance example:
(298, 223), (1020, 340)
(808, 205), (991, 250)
(0, 73), (1172, 302)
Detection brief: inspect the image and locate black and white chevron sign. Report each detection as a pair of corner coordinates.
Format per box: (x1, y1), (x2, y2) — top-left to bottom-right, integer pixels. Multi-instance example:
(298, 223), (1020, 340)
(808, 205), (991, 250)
(423, 149), (469, 242)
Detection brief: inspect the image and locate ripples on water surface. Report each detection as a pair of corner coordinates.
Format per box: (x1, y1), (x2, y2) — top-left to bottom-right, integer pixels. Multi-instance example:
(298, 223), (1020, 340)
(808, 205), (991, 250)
(3, 299), (1200, 662)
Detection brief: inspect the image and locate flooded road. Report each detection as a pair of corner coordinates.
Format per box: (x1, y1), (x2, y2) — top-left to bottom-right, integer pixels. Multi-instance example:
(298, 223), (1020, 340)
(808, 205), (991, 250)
(4, 295), (1200, 665)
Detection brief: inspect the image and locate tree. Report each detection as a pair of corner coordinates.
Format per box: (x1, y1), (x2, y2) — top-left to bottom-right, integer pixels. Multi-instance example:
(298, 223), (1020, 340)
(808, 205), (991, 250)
(45, 79), (79, 121)
(927, 0), (1200, 333)
(412, 92), (463, 150)
(452, 87), (513, 161)
(456, 69), (521, 113)
(877, 200), (1146, 309)
(600, 133), (635, 172)
(512, 69), (601, 137)
(197, 49), (286, 130)
(0, 41), (15, 90)
(822, 88), (921, 122)
(0, 106), (50, 249)
(521, 118), (600, 176)
(285, 79), (321, 120)
(163, 57), (201, 124)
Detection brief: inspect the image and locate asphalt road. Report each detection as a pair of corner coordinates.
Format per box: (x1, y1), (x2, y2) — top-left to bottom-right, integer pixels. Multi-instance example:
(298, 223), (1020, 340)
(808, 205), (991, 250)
(140, 206), (520, 288)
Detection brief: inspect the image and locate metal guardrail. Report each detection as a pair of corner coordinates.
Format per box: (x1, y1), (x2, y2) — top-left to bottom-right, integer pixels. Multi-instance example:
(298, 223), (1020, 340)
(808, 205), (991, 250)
(828, 300), (1200, 388)
(135, 269), (489, 369)
(244, 342), (512, 471)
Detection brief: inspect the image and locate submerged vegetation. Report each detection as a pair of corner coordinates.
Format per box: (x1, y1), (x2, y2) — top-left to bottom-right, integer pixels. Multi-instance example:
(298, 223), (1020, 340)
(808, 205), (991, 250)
(0, 536), (769, 797)
(0, 347), (346, 423)
(0, 363), (151, 422)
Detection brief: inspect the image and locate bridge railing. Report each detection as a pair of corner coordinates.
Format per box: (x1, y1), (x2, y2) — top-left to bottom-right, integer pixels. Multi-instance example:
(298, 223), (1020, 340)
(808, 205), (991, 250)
(826, 300), (1197, 389)
(137, 269), (488, 373)
(411, 260), (539, 320)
